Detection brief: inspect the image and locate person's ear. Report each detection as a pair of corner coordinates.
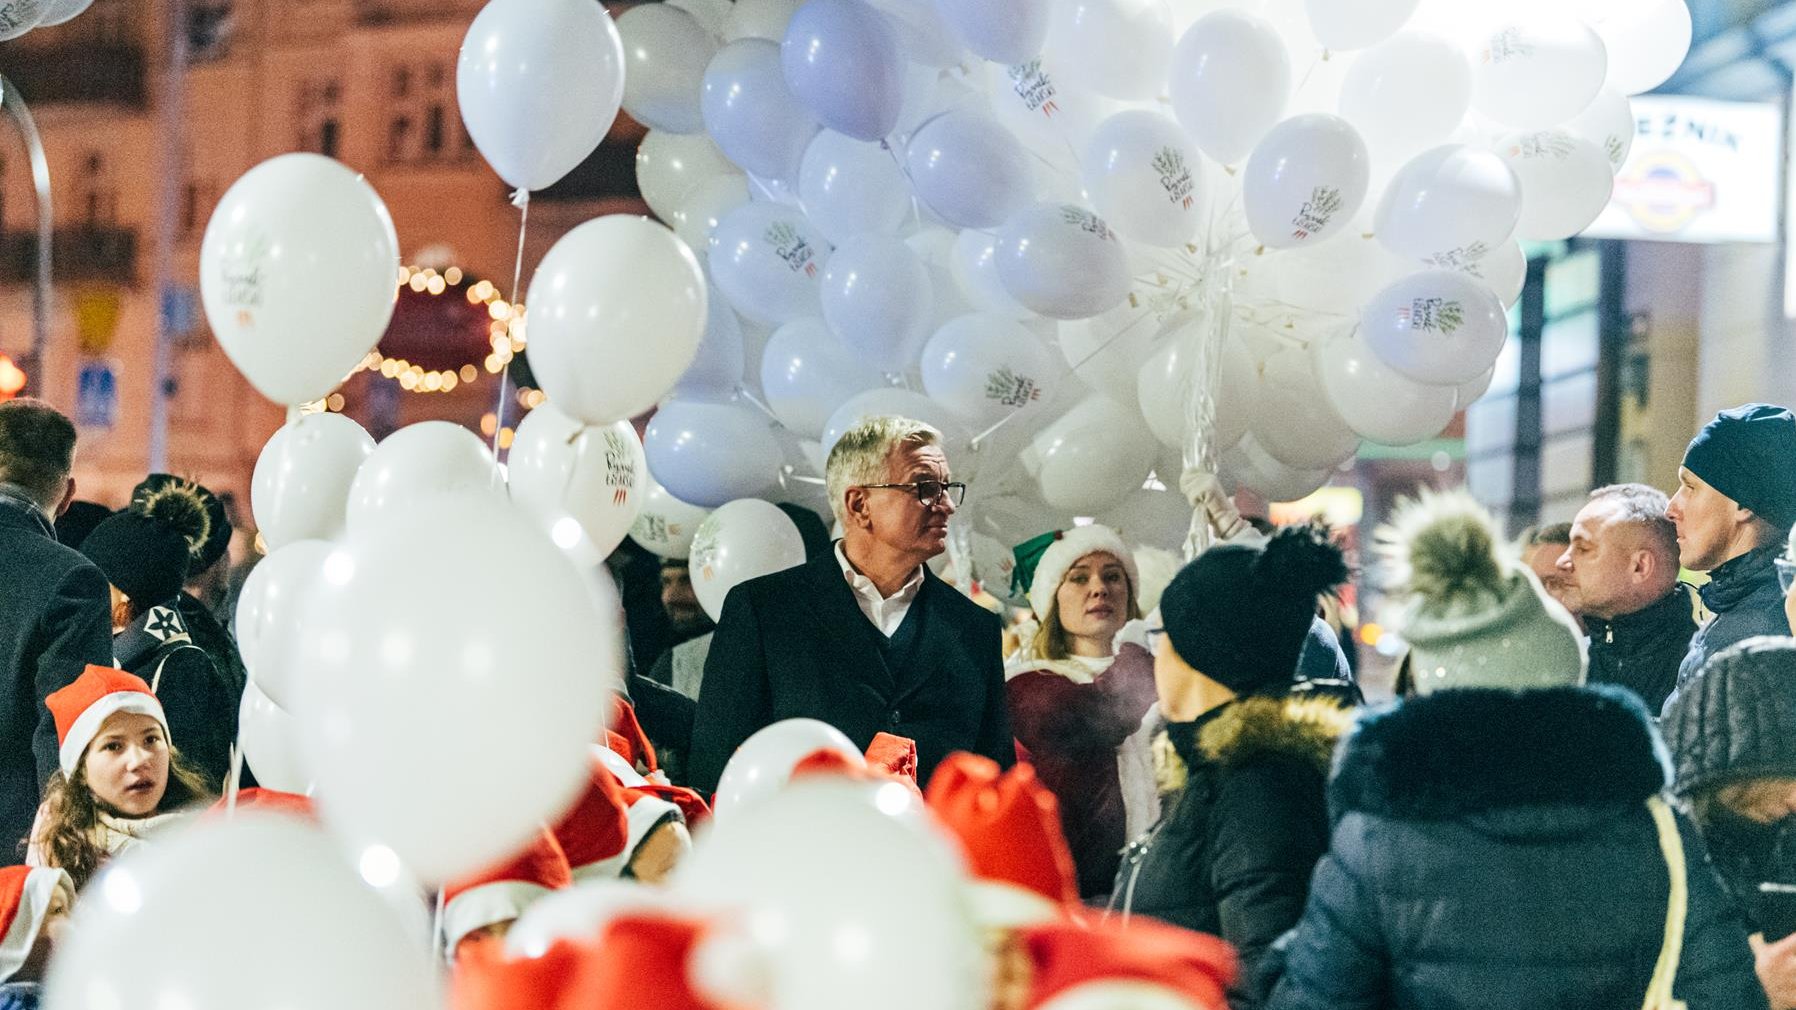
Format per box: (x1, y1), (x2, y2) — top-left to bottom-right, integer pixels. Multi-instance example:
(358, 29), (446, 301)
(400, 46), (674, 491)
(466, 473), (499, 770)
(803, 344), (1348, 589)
(844, 487), (873, 530)
(55, 476), (75, 517)
(1632, 548), (1654, 583)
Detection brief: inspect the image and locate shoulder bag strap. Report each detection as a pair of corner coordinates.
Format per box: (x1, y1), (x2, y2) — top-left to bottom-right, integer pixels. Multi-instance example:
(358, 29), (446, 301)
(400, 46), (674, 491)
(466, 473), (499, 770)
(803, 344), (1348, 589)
(1643, 794), (1689, 1010)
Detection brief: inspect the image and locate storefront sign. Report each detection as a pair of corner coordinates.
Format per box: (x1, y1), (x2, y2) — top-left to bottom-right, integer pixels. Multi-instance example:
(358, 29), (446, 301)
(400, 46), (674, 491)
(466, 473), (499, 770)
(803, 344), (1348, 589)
(1586, 95), (1781, 244)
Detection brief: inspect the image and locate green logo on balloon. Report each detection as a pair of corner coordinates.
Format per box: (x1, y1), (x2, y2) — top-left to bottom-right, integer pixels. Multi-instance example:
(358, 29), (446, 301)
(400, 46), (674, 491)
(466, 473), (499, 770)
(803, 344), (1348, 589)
(1401, 297), (1466, 335)
(1290, 186), (1343, 241)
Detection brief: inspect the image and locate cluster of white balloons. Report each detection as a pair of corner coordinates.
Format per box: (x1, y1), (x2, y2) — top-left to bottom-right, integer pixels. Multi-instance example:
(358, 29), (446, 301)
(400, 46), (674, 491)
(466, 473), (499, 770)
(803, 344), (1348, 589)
(615, 0), (1686, 582)
(0, 0), (95, 42)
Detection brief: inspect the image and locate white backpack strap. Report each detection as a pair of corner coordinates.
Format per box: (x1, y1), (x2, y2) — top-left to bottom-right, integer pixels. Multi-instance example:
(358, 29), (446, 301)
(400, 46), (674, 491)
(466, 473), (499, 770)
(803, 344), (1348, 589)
(1643, 795), (1689, 1010)
(148, 643), (203, 694)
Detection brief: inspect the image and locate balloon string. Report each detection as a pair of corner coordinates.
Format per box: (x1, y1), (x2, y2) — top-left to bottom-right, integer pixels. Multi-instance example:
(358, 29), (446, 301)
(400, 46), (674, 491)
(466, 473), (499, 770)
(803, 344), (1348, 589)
(969, 304), (1163, 449)
(733, 385), (787, 428)
(490, 190), (531, 480)
(224, 742), (243, 817)
(879, 141), (927, 231)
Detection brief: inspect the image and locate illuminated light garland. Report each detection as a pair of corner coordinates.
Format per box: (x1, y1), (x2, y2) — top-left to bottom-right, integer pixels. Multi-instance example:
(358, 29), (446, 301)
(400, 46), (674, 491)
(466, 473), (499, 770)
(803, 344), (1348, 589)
(353, 265), (526, 394)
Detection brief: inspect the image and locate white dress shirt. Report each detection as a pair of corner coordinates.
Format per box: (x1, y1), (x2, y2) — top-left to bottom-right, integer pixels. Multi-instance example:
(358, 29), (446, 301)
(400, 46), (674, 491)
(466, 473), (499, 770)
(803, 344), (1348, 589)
(835, 541), (925, 638)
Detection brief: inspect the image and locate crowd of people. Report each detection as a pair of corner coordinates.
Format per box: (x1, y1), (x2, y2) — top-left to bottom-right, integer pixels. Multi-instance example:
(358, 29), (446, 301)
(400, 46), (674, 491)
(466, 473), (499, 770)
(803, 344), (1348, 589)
(7, 392), (1796, 1009)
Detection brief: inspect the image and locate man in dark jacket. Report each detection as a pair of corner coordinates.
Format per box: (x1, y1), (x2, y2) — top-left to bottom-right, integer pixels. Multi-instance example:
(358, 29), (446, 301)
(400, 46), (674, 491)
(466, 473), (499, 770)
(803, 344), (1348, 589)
(1664, 403), (1796, 711)
(0, 400), (112, 856)
(688, 416), (1012, 794)
(1556, 483), (1696, 712)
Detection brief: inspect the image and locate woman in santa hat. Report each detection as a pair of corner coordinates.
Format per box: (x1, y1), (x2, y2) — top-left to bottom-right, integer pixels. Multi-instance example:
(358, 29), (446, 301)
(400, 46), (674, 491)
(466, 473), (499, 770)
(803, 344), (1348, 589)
(1004, 526), (1159, 901)
(27, 666), (212, 889)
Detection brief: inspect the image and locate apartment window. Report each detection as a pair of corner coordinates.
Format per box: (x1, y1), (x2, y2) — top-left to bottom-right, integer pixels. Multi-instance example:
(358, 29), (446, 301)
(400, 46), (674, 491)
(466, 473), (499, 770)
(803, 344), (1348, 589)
(296, 79), (343, 158)
(384, 60), (472, 165)
(187, 2), (234, 62)
(78, 153), (118, 228)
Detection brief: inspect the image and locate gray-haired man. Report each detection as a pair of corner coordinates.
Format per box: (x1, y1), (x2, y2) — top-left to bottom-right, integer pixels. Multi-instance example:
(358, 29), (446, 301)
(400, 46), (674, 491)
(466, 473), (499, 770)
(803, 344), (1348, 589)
(687, 416), (1013, 793)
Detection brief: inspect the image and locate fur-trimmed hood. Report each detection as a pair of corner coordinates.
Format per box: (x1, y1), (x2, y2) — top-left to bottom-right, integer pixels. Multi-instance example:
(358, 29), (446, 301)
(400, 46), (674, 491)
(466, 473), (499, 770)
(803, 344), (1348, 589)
(1156, 695), (1356, 794)
(1329, 685), (1669, 825)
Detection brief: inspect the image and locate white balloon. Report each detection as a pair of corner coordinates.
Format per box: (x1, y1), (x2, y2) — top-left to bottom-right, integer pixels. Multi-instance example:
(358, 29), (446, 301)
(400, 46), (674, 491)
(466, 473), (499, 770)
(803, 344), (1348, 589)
(1303, 0), (1419, 50)
(1360, 268), (1509, 384)
(859, 0), (964, 66)
(1470, 13), (1607, 130)
(820, 387), (972, 460)
(669, 174), (753, 253)
(1337, 31), (1471, 167)
(798, 131), (913, 245)
(710, 201), (831, 325)
(905, 110), (1037, 230)
(761, 318), (890, 438)
(294, 496), (614, 883)
(995, 203), (1132, 321)
(670, 0), (734, 37)
(1060, 301), (1163, 402)
(935, 0), (1050, 63)
(238, 681), (313, 795)
(711, 718), (864, 817)
(950, 230), (1035, 320)
(639, 131), (744, 222)
(345, 422), (501, 536)
(1221, 432), (1332, 502)
(43, 815), (439, 1010)
(985, 58), (1122, 162)
(678, 780), (980, 1010)
(727, 0), (806, 40)
(456, 0), (625, 191)
(1169, 11), (1292, 165)
(645, 398), (787, 507)
(1138, 316), (1253, 451)
(233, 539), (333, 708)
(674, 285), (749, 397)
(630, 475), (716, 559)
(619, 4), (718, 134)
(200, 155), (398, 407)
(1499, 129), (1614, 241)
(1043, 0), (1176, 101)
(1584, 0), (1690, 95)
(1374, 144), (1522, 263)
(508, 405), (646, 559)
(251, 413), (373, 550)
(1564, 88), (1635, 172)
(0, 0), (46, 39)
(1454, 360), (1498, 410)
(820, 235), (936, 373)
(702, 38), (822, 180)
(688, 499), (808, 623)
(919, 314), (1061, 430)
(528, 215), (708, 424)
(781, 0), (906, 141)
(1099, 485), (1195, 552)
(1268, 210), (1415, 317)
(1020, 393), (1160, 514)
(33, 0), (87, 29)
(1314, 330), (1457, 445)
(1247, 346), (1361, 470)
(1244, 113), (1369, 249)
(1081, 110), (1206, 248)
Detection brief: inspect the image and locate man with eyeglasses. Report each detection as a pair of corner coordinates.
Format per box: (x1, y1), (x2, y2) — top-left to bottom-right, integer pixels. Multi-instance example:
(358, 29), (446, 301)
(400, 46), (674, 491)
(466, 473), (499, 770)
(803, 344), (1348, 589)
(1661, 404), (1796, 715)
(687, 415), (1012, 794)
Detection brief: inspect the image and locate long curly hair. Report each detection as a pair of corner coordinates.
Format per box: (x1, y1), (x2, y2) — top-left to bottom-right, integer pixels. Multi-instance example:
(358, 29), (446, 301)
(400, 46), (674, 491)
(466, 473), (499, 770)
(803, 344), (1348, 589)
(31, 748), (213, 890)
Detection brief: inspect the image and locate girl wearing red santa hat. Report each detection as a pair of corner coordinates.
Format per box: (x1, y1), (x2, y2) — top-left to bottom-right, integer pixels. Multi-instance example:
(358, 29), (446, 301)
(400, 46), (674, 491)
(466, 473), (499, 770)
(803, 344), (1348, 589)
(0, 865), (73, 995)
(27, 666), (212, 889)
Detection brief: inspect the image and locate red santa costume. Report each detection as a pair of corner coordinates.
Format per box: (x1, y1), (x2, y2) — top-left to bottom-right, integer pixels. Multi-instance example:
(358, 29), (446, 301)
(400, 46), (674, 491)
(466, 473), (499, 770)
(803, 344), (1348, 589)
(1005, 526), (1161, 900)
(0, 865), (71, 984)
(441, 827), (573, 962)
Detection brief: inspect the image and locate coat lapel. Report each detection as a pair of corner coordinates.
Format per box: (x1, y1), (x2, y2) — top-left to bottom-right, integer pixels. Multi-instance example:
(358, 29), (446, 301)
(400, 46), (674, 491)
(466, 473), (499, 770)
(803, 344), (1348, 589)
(891, 571), (954, 705)
(804, 551), (896, 697)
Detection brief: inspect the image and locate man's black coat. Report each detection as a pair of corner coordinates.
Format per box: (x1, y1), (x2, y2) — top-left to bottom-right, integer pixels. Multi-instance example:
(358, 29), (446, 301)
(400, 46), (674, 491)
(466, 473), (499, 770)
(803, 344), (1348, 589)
(688, 548), (1013, 794)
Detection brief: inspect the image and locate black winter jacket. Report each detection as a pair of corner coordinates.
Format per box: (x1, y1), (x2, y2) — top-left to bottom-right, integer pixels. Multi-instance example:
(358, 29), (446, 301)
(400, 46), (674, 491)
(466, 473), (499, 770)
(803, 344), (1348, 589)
(1586, 584), (1700, 713)
(1669, 547), (1790, 712)
(1114, 695), (1353, 1010)
(1264, 686), (1766, 1010)
(0, 491), (112, 857)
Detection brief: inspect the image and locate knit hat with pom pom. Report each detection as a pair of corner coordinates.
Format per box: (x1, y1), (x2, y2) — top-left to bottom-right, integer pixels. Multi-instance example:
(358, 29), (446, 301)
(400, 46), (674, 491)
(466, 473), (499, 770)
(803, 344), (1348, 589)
(81, 480), (215, 607)
(1159, 523), (1349, 697)
(1378, 489), (1585, 694)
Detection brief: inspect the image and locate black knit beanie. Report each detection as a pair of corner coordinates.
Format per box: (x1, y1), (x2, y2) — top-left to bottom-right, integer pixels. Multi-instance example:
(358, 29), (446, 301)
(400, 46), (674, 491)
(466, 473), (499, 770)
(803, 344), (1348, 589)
(1664, 636), (1796, 799)
(131, 475), (230, 573)
(81, 512), (191, 607)
(1159, 524), (1349, 696)
(1683, 403), (1796, 533)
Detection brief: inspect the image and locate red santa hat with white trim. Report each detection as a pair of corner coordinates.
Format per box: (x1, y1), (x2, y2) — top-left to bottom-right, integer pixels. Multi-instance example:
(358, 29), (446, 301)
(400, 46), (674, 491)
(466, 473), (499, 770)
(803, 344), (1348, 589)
(1020, 918), (1236, 1010)
(0, 865), (72, 983)
(1024, 525), (1140, 622)
(441, 828), (573, 960)
(553, 753), (632, 883)
(46, 665), (169, 776)
(924, 752), (1080, 927)
(608, 695), (662, 779)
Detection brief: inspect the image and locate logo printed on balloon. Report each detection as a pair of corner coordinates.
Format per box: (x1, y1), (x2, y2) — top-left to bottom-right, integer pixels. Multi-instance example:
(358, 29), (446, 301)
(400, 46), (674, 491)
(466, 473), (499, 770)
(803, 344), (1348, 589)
(1152, 147), (1195, 210)
(984, 366), (1042, 408)
(217, 235), (270, 325)
(1291, 186), (1344, 242)
(690, 521), (721, 584)
(1482, 28), (1534, 65)
(1059, 206), (1116, 241)
(1422, 240), (1493, 275)
(1396, 297), (1465, 334)
(765, 220), (820, 277)
(1509, 131), (1579, 161)
(1007, 59), (1060, 117)
(632, 512), (685, 547)
(603, 429), (638, 505)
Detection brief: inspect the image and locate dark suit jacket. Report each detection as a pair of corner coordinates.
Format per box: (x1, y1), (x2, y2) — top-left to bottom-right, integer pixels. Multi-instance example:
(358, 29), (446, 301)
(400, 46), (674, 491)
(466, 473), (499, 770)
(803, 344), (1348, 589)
(0, 495), (113, 856)
(688, 548), (1013, 794)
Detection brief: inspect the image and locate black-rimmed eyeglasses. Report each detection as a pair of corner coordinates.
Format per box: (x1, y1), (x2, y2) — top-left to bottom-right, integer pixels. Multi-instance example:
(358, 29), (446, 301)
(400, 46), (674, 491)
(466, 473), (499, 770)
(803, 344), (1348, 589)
(860, 480), (967, 508)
